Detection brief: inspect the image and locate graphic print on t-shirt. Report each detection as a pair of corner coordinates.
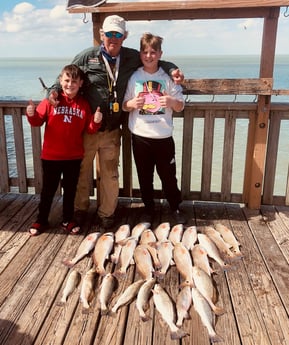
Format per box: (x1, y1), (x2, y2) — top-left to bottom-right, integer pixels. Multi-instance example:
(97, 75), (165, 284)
(137, 80), (165, 115)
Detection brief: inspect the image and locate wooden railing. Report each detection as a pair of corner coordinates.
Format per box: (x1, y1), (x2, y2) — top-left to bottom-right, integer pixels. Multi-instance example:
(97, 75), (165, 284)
(1, 80), (289, 208)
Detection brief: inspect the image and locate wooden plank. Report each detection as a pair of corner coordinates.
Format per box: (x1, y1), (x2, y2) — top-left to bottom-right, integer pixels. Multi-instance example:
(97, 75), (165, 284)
(34, 203), (112, 345)
(30, 126), (43, 194)
(221, 111), (236, 201)
(182, 78), (273, 95)
(121, 117), (132, 197)
(0, 109), (9, 193)
(241, 206), (289, 344)
(68, 0), (289, 13)
(201, 111), (214, 200)
(12, 108), (27, 193)
(246, 7), (279, 208)
(122, 271), (154, 345)
(263, 110), (281, 204)
(4, 233), (83, 345)
(247, 96), (270, 209)
(0, 194), (38, 275)
(194, 202), (241, 344)
(181, 107), (194, 198)
(259, 206), (289, 313)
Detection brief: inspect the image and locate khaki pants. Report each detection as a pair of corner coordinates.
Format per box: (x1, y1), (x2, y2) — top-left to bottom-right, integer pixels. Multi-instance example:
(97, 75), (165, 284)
(74, 128), (121, 218)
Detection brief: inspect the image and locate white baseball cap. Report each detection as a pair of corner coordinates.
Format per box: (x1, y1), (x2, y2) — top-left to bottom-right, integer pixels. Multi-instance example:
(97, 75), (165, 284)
(103, 15), (126, 34)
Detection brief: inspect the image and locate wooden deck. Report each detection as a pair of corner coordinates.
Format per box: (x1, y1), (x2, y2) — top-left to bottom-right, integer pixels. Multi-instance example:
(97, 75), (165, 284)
(0, 192), (288, 345)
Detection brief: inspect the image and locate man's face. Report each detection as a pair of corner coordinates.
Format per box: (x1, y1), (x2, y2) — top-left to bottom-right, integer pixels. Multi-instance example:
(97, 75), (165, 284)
(101, 31), (126, 57)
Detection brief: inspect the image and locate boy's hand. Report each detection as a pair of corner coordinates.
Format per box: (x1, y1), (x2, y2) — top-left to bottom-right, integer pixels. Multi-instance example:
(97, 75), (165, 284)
(48, 90), (60, 107)
(132, 94), (145, 110)
(26, 100), (35, 117)
(94, 106), (103, 123)
(171, 69), (184, 84)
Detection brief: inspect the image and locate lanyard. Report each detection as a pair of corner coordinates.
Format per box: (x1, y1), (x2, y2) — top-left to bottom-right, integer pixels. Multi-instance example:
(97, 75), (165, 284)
(102, 55), (120, 95)
(102, 54), (120, 113)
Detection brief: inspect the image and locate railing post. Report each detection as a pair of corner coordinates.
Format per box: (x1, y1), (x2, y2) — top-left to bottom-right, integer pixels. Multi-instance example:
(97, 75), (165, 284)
(246, 8), (279, 209)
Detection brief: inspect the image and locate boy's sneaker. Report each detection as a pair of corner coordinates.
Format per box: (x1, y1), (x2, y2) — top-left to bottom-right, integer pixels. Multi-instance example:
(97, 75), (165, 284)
(96, 214), (115, 229)
(29, 222), (48, 236)
(171, 209), (186, 224)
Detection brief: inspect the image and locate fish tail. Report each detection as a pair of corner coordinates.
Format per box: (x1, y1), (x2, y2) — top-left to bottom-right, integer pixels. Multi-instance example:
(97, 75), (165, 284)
(82, 306), (91, 314)
(209, 333), (224, 343)
(110, 254), (118, 264)
(212, 304), (225, 316)
(153, 271), (165, 280)
(112, 269), (125, 279)
(62, 259), (74, 268)
(100, 307), (109, 316)
(95, 266), (106, 276)
(170, 329), (189, 340)
(140, 314), (151, 322)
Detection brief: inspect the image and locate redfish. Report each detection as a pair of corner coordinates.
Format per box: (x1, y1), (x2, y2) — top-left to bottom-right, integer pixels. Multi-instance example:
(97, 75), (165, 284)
(92, 232), (114, 275)
(57, 269), (81, 305)
(152, 284), (188, 340)
(62, 232), (100, 267)
(110, 224), (130, 264)
(192, 287), (224, 342)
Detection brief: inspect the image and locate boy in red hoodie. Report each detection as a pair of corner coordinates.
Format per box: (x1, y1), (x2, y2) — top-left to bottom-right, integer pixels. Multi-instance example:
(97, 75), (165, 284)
(26, 64), (102, 236)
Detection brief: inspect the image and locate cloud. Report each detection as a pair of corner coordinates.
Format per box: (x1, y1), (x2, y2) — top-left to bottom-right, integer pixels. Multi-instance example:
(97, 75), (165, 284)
(0, 1), (288, 57)
(0, 1), (92, 56)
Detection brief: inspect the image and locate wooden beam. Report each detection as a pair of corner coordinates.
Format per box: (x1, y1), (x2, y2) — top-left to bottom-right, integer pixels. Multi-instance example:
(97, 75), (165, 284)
(68, 1), (289, 13)
(247, 7), (280, 209)
(182, 78), (273, 95)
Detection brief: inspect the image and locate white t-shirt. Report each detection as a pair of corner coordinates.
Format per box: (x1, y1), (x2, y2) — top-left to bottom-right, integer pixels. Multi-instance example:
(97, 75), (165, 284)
(123, 67), (184, 139)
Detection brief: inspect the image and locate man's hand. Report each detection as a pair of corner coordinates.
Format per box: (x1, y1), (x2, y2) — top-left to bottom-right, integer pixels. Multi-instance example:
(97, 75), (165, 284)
(26, 100), (35, 117)
(171, 68), (184, 84)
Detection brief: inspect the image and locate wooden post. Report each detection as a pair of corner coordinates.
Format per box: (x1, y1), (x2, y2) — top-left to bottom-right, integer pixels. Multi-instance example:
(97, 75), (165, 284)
(92, 13), (107, 46)
(246, 7), (280, 209)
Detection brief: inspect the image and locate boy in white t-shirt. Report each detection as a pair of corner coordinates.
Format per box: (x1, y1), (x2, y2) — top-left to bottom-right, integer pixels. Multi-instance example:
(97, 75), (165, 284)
(122, 33), (186, 224)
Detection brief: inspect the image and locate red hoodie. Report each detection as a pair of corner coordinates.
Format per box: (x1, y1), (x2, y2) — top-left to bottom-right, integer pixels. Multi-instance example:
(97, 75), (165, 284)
(27, 92), (101, 160)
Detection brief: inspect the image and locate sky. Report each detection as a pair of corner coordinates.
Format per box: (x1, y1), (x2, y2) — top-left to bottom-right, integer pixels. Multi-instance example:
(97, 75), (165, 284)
(0, 0), (288, 58)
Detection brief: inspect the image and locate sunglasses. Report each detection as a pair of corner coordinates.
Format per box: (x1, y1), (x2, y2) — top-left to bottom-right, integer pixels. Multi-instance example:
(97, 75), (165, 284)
(104, 32), (124, 39)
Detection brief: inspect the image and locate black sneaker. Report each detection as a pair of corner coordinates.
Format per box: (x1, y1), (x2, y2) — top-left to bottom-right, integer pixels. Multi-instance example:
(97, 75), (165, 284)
(98, 215), (115, 229)
(139, 211), (153, 224)
(171, 209), (186, 224)
(74, 210), (87, 226)
(139, 206), (154, 224)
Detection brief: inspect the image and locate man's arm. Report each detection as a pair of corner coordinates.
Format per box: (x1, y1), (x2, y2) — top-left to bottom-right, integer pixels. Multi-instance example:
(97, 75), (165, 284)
(158, 60), (184, 84)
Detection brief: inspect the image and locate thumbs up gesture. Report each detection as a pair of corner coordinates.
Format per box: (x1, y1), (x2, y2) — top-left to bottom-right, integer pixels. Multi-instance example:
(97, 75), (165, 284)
(26, 100), (35, 117)
(94, 106), (103, 124)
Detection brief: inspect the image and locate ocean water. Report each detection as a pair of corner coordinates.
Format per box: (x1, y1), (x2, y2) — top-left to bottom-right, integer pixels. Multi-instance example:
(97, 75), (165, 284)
(1, 55), (289, 195)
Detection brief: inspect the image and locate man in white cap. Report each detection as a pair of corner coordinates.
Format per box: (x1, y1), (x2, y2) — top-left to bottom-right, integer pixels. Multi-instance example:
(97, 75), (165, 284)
(49, 15), (184, 229)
